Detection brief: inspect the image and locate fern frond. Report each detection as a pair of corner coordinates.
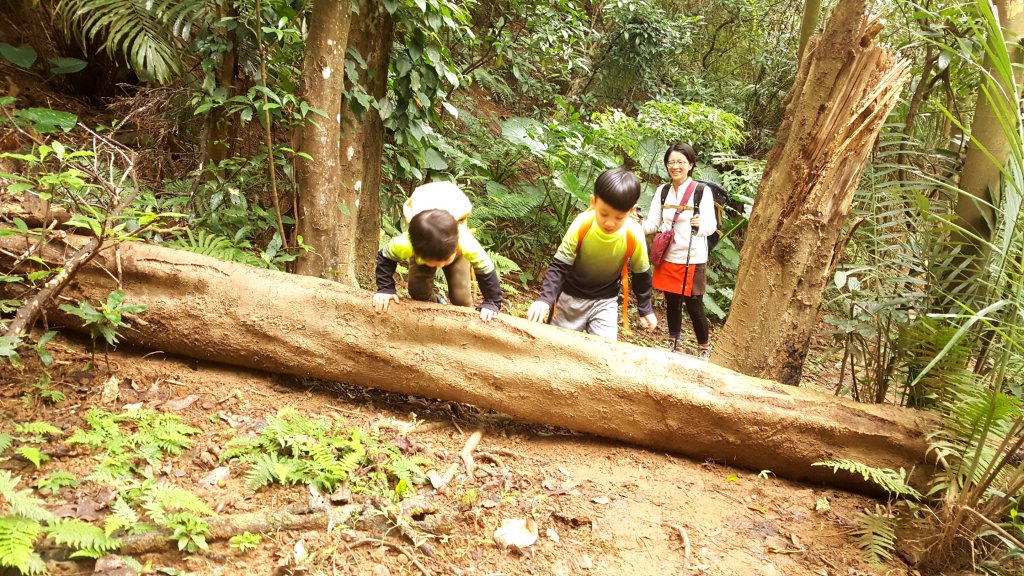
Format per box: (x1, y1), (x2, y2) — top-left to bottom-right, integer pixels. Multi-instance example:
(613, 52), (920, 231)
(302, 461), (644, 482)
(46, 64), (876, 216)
(47, 519), (121, 558)
(14, 421), (62, 439)
(142, 484), (214, 522)
(104, 497), (139, 537)
(853, 506), (896, 566)
(812, 460), (922, 499)
(244, 452), (281, 491)
(220, 437), (265, 462)
(86, 451), (138, 484)
(0, 471), (55, 522)
(132, 413), (200, 456)
(14, 447), (48, 469)
(36, 471), (79, 491)
(0, 516), (44, 574)
(0, 434), (12, 454)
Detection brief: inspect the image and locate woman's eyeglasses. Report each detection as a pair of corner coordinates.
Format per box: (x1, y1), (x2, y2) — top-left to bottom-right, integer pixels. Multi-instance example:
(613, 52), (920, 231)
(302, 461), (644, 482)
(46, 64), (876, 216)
(667, 160), (689, 167)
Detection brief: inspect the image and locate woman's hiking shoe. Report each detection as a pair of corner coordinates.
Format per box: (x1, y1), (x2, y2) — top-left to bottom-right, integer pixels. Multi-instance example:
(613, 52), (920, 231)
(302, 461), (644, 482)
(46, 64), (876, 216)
(698, 345), (712, 361)
(669, 338), (680, 353)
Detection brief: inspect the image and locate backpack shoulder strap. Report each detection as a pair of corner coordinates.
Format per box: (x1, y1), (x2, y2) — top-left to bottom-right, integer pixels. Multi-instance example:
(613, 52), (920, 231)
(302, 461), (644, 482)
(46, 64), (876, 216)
(693, 182), (705, 215)
(659, 183), (670, 205)
(576, 211), (595, 248)
(624, 229), (638, 263)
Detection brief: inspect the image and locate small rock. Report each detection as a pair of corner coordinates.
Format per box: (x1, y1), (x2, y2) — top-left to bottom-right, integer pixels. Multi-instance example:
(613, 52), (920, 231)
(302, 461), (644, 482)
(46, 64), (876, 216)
(198, 466), (230, 490)
(370, 566), (391, 576)
(578, 554), (593, 570)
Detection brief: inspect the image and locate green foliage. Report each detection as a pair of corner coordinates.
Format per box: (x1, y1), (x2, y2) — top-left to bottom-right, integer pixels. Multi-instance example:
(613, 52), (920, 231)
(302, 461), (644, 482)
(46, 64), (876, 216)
(853, 506), (897, 566)
(52, 0), (207, 83)
(66, 408), (200, 482)
(222, 408), (430, 499)
(229, 531), (262, 552)
(35, 471), (79, 492)
(58, 290), (147, 347)
(0, 472), (54, 523)
(812, 460), (922, 499)
(47, 519), (120, 559)
(0, 517), (45, 575)
(165, 512), (209, 553)
(593, 100), (746, 166)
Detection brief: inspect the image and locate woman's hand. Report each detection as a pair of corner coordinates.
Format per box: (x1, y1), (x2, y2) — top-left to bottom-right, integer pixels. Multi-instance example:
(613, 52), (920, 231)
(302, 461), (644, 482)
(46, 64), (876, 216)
(639, 313), (657, 330)
(690, 214), (700, 230)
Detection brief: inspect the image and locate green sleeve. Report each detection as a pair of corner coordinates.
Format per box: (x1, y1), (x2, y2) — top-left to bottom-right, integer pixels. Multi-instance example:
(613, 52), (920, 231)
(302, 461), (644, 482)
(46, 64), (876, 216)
(458, 228), (495, 274)
(382, 232), (415, 262)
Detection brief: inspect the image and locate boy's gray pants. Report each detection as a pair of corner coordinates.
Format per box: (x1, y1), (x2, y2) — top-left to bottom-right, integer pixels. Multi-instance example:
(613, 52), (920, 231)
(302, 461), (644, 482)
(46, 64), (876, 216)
(551, 292), (618, 340)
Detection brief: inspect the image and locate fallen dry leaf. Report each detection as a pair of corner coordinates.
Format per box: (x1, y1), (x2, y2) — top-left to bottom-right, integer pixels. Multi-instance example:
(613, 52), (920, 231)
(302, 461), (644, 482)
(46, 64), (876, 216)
(161, 394), (199, 412)
(494, 517), (538, 549)
(100, 376), (119, 404)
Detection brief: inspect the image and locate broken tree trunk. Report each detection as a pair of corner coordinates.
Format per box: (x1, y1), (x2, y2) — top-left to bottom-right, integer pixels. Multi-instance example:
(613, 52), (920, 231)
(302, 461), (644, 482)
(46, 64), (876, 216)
(714, 0), (911, 385)
(0, 234), (936, 495)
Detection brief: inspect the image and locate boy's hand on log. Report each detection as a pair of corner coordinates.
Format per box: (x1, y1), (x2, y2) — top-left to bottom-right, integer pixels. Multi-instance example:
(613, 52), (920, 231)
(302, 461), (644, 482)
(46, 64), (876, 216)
(639, 313), (657, 330)
(526, 301), (549, 323)
(373, 292), (399, 313)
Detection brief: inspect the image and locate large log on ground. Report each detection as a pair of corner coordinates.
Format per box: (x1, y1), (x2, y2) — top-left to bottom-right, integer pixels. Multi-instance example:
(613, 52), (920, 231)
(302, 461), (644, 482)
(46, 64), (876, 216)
(0, 235), (936, 494)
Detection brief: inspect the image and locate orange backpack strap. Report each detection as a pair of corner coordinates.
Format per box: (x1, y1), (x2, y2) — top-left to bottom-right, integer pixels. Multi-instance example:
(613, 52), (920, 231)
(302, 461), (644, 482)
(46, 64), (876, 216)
(576, 212), (595, 248)
(621, 229), (638, 331)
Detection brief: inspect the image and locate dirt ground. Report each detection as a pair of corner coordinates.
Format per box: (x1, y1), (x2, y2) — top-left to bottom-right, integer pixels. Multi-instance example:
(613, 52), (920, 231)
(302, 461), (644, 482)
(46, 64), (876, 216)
(0, 327), (912, 576)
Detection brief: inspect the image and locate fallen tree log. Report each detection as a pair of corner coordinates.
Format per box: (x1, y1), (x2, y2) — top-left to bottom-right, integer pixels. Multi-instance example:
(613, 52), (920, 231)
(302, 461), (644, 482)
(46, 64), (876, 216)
(0, 234), (936, 494)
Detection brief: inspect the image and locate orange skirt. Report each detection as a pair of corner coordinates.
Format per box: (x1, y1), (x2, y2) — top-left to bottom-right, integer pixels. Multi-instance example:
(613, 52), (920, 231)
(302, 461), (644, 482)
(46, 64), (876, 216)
(653, 262), (706, 296)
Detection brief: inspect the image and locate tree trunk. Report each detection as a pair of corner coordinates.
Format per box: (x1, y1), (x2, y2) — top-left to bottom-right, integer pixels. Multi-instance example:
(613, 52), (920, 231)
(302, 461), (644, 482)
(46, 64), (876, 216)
(294, 0), (354, 283)
(342, 0), (395, 289)
(714, 0), (910, 385)
(951, 0), (1024, 284)
(1, 234), (936, 496)
(207, 0), (239, 165)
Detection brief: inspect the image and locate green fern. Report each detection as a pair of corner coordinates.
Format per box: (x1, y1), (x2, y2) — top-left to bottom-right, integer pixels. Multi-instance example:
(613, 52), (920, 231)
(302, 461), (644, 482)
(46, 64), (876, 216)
(853, 506), (897, 566)
(0, 434), (12, 454)
(139, 484), (214, 524)
(14, 422), (62, 440)
(0, 516), (45, 575)
(66, 408), (122, 450)
(243, 452), (283, 491)
(14, 447), (48, 469)
(812, 460), (922, 499)
(36, 471), (79, 491)
(0, 471), (54, 522)
(131, 411), (201, 456)
(47, 519), (121, 559)
(104, 497), (139, 537)
(166, 229), (266, 268)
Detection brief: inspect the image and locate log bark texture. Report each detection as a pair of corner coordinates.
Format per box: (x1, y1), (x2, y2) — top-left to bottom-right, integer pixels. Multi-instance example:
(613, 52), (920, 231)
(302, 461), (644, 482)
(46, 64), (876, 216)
(714, 0), (911, 384)
(0, 235), (936, 495)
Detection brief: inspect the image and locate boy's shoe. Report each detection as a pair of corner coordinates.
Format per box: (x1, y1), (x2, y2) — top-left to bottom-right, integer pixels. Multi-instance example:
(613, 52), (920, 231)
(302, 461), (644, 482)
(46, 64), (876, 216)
(698, 345), (712, 361)
(433, 293), (447, 305)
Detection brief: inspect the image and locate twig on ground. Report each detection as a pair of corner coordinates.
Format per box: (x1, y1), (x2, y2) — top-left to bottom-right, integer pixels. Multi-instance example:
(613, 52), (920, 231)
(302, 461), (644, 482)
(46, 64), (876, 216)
(461, 430), (483, 474)
(346, 537), (432, 576)
(667, 523), (693, 570)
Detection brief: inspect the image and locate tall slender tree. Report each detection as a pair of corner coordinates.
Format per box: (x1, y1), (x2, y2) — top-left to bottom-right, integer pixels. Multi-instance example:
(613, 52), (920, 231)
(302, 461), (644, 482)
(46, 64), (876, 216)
(342, 0), (395, 288)
(294, 0), (354, 283)
(951, 0), (1024, 285)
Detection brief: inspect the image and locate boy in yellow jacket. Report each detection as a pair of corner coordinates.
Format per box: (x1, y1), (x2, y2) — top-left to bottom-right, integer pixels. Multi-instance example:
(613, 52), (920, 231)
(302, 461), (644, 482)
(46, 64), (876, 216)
(373, 182), (503, 321)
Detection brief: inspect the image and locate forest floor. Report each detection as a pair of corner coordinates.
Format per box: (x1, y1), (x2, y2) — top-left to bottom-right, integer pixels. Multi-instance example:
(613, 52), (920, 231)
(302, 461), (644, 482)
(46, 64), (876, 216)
(0, 306), (916, 576)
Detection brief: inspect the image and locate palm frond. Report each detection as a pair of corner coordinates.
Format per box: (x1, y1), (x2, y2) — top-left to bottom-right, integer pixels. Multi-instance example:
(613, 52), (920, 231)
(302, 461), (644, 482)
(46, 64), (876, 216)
(53, 0), (208, 83)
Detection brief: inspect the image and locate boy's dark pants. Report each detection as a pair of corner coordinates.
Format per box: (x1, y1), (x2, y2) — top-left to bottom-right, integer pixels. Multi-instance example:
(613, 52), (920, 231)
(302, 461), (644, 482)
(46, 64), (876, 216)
(408, 254), (472, 306)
